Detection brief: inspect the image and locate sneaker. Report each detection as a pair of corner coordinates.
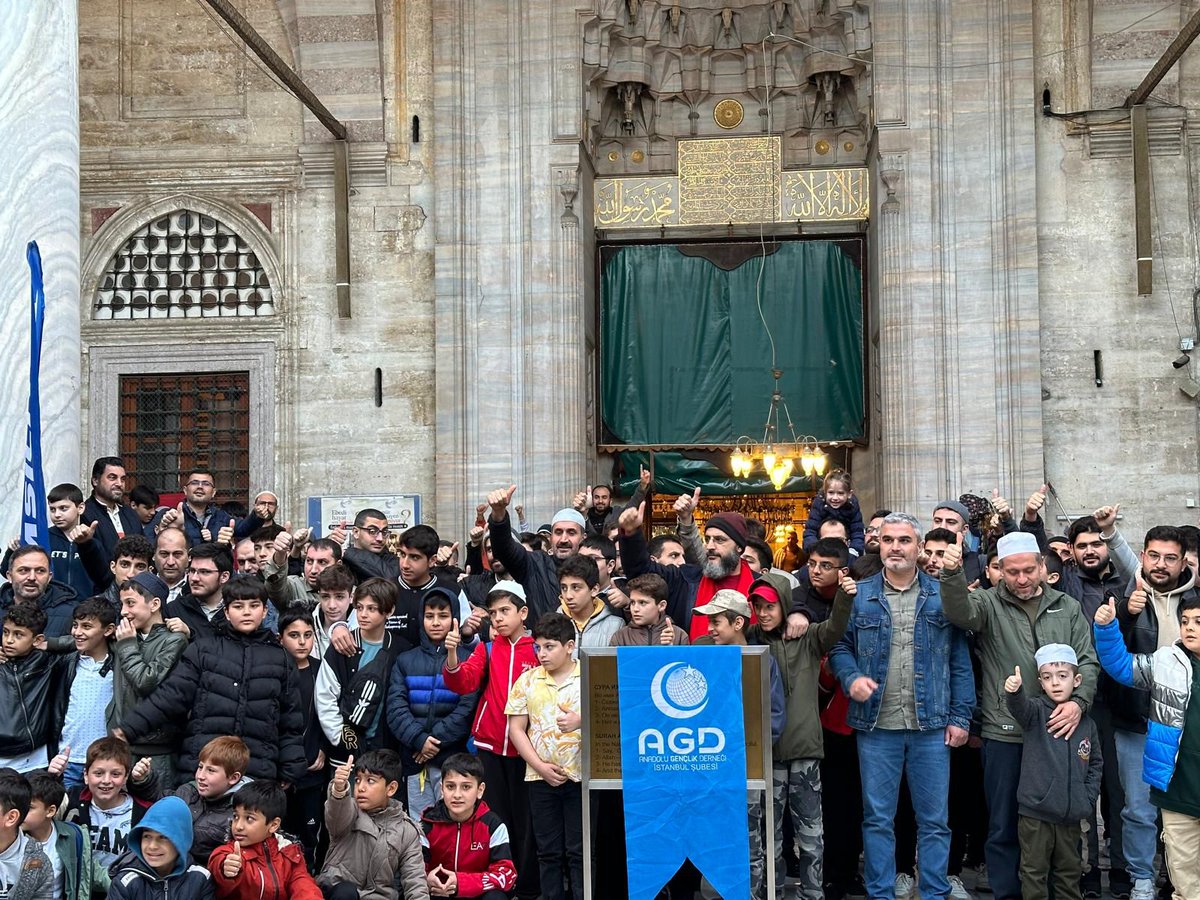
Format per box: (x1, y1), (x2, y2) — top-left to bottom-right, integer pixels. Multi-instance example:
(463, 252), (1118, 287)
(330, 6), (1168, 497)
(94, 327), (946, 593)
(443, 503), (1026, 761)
(1081, 867), (1103, 899)
(973, 864), (991, 894)
(895, 873), (916, 900)
(948, 875), (973, 900)
(1110, 869), (1133, 900)
(846, 874), (867, 899)
(1131, 879), (1156, 900)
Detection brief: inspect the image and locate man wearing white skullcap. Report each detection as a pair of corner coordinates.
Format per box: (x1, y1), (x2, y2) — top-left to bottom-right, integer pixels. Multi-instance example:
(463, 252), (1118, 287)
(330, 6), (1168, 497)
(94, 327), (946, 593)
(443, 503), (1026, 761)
(940, 525), (1099, 900)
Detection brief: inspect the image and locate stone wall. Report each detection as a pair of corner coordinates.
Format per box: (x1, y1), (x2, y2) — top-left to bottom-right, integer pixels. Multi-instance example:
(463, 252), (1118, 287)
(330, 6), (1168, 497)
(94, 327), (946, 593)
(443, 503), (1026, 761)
(1034, 0), (1200, 544)
(77, 0), (439, 529)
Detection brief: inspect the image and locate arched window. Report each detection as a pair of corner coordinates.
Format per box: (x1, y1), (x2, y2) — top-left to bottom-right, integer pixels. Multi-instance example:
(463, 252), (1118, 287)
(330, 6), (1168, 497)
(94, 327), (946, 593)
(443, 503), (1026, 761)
(93, 209), (274, 319)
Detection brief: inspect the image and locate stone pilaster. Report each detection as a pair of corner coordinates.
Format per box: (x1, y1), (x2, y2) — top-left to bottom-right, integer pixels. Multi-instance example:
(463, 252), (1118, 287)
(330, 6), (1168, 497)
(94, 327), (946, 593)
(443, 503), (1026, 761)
(433, 0), (593, 532)
(0, 0), (81, 537)
(872, 0), (1043, 521)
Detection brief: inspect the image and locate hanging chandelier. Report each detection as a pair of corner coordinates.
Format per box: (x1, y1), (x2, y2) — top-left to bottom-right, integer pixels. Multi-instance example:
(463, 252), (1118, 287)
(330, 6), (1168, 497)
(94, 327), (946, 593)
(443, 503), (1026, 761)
(729, 368), (827, 490)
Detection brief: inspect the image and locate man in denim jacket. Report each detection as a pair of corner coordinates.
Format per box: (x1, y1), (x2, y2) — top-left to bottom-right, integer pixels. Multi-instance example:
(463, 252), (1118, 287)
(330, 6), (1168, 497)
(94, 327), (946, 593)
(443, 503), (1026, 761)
(829, 512), (975, 900)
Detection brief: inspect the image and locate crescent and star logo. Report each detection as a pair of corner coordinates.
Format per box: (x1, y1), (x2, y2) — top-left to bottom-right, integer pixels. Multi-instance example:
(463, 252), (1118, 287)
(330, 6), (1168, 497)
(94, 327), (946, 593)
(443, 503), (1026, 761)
(650, 662), (710, 719)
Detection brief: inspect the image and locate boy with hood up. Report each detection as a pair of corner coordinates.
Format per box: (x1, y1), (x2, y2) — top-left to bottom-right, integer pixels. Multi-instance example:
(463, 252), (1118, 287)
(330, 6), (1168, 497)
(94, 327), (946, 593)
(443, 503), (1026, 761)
(107, 795), (215, 899)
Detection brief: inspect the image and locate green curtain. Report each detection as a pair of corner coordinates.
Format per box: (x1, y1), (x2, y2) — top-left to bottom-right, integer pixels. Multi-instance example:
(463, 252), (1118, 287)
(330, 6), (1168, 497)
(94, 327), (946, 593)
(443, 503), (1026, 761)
(600, 241), (864, 445)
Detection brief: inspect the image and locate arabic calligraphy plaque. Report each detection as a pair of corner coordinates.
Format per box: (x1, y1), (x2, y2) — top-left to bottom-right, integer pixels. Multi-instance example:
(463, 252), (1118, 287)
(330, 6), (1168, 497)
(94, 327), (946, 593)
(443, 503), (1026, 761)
(781, 168), (870, 220)
(594, 178), (679, 228)
(677, 136), (780, 226)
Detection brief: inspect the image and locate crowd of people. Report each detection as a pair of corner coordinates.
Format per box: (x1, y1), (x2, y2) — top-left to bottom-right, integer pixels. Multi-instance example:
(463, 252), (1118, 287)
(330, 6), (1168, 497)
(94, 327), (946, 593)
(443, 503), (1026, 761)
(0, 455), (1198, 900)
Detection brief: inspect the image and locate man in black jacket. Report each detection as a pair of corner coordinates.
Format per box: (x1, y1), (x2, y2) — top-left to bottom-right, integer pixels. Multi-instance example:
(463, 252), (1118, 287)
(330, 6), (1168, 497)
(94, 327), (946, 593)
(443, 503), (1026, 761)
(82, 456), (143, 565)
(163, 543), (231, 641)
(0, 546), (79, 638)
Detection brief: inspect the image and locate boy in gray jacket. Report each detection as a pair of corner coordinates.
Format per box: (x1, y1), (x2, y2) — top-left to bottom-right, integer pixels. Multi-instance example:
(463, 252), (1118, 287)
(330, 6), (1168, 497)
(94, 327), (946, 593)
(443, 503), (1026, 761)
(1004, 643), (1103, 900)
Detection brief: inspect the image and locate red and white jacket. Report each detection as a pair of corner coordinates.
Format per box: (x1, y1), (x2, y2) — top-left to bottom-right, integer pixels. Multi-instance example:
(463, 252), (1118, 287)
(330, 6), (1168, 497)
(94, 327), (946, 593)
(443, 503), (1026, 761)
(442, 635), (537, 756)
(420, 799), (517, 897)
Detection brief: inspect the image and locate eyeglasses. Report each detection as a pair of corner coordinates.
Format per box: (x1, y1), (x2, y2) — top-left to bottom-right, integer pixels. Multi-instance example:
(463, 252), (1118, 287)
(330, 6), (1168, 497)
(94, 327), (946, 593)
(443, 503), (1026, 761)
(187, 567), (218, 576)
(1146, 551), (1181, 565)
(186, 479), (214, 488)
(807, 560), (840, 572)
(355, 525), (390, 537)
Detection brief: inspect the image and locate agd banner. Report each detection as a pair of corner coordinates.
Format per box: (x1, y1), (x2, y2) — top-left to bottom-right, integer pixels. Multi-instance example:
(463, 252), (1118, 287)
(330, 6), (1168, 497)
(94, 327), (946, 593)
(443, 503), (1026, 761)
(617, 645), (749, 899)
(21, 242), (49, 550)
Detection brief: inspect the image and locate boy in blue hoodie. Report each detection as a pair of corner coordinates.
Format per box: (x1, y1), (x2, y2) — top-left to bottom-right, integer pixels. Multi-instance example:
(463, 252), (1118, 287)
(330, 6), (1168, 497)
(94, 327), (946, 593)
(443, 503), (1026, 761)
(386, 588), (480, 824)
(108, 795), (214, 899)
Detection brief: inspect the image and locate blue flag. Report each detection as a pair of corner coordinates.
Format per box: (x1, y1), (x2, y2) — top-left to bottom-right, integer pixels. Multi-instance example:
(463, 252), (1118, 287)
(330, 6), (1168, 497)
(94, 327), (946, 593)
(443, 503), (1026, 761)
(21, 241), (49, 550)
(617, 645), (750, 900)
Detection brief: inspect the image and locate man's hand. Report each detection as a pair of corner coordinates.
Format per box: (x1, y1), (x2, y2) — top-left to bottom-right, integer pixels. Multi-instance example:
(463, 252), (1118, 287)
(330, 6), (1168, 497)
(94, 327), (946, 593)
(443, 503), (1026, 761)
(1095, 597), (1117, 626)
(7, 538), (19, 553)
(848, 676), (879, 703)
(48, 746), (70, 776)
(164, 617), (190, 638)
(307, 749), (326, 772)
(572, 488), (590, 513)
(1093, 503), (1120, 535)
(434, 542), (459, 567)
(222, 841), (243, 879)
(115, 617), (137, 642)
(468, 524), (485, 546)
(132, 757), (152, 783)
(941, 530), (964, 572)
(556, 703), (581, 733)
(1004, 665), (1023, 694)
(659, 616), (676, 645)
(216, 523), (235, 546)
(332, 755), (355, 793)
(111, 727), (127, 742)
(538, 762), (569, 787)
(157, 504), (183, 532)
(68, 521), (99, 545)
(327, 623), (356, 657)
(463, 605), (487, 636)
(200, 528), (212, 543)
(785, 612), (810, 640)
(327, 524), (348, 548)
(272, 529), (294, 558)
(992, 489), (1012, 520)
(673, 487), (701, 523)
(488, 485), (517, 522)
(945, 725), (969, 748)
(617, 501), (645, 536)
(1048, 700), (1083, 740)
(839, 573), (858, 596)
(1128, 578), (1149, 616)
(1024, 484), (1048, 523)
(638, 464), (652, 493)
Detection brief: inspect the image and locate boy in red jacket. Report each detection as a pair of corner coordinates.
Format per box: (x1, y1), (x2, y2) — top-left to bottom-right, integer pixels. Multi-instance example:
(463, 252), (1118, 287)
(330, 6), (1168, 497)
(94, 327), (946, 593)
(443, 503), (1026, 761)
(209, 782), (321, 900)
(443, 582), (537, 900)
(421, 753), (517, 898)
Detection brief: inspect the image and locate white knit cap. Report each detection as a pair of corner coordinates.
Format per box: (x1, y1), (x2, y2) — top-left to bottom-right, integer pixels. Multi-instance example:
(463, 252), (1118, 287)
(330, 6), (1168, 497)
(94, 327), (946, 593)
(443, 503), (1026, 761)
(551, 508), (587, 530)
(996, 532), (1040, 560)
(1035, 643), (1078, 669)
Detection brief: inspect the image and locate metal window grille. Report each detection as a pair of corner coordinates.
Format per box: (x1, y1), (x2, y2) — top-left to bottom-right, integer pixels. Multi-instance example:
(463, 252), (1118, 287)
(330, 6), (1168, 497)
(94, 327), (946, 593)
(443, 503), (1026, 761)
(95, 210), (274, 319)
(118, 372), (251, 500)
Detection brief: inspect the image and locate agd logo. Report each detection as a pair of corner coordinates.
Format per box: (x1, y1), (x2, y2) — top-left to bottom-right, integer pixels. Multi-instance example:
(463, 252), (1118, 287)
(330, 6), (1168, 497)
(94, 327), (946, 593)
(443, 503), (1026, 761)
(639, 660), (726, 761)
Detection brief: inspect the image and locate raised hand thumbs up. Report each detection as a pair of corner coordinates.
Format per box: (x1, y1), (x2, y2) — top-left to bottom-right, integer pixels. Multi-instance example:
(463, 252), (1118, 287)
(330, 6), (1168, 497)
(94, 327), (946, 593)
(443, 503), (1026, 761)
(333, 755), (355, 791)
(222, 841), (244, 879)
(1095, 597), (1118, 626)
(659, 616), (675, 645)
(445, 618), (462, 654)
(992, 489), (1012, 520)
(942, 529), (965, 572)
(1025, 485), (1048, 521)
(1128, 578), (1149, 615)
(618, 501), (646, 536)
(1004, 666), (1023, 693)
(556, 702), (581, 733)
(48, 745), (70, 776)
(68, 521), (99, 545)
(488, 485), (517, 519)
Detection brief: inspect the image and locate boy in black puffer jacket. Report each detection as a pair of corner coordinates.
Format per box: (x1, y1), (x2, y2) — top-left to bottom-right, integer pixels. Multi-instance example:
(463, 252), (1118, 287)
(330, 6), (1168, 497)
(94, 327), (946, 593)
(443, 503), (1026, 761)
(116, 577), (306, 788)
(1004, 643), (1102, 900)
(385, 588), (480, 823)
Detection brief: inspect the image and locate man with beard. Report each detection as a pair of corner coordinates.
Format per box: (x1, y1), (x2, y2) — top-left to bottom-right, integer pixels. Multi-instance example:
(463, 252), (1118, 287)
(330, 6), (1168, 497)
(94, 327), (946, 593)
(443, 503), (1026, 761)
(82, 456), (143, 564)
(617, 500), (755, 641)
(941, 531), (1099, 900)
(0, 545), (80, 637)
(1107, 525), (1199, 900)
(828, 513), (974, 900)
(265, 530), (341, 611)
(577, 467), (650, 538)
(486, 485), (586, 619)
(162, 541), (231, 640)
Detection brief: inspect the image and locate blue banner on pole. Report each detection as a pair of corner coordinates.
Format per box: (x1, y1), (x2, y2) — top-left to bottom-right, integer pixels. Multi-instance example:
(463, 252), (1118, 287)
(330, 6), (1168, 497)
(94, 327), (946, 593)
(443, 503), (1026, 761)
(617, 645), (749, 900)
(21, 241), (49, 551)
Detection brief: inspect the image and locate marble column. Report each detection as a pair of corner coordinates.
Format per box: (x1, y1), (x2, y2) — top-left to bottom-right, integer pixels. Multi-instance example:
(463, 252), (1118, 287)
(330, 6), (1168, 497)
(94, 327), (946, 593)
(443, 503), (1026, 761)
(0, 1), (81, 538)
(870, 0), (1043, 519)
(432, 0), (592, 531)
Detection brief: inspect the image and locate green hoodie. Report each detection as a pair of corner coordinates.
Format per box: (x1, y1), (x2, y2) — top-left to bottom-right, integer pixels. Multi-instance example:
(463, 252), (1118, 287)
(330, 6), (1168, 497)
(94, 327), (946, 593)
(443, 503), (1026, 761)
(941, 567), (1098, 743)
(747, 571), (852, 761)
